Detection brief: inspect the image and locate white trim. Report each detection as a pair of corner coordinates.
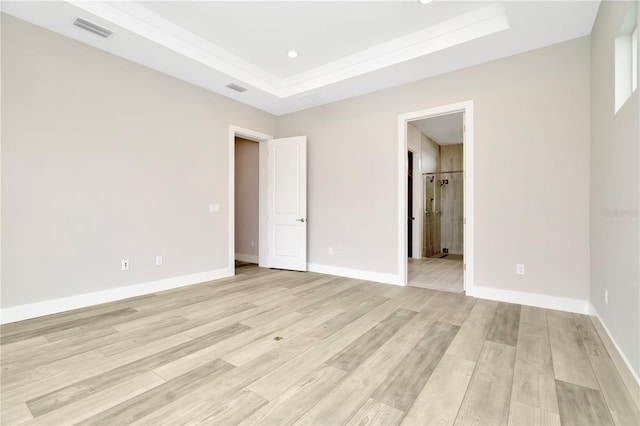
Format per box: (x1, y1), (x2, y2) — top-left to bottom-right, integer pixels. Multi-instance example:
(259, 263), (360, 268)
(229, 125), (274, 273)
(235, 254), (259, 264)
(0, 268), (232, 324)
(398, 101), (474, 290)
(468, 285), (588, 314)
(308, 263), (402, 286)
(589, 302), (640, 403)
(57, 2), (508, 99)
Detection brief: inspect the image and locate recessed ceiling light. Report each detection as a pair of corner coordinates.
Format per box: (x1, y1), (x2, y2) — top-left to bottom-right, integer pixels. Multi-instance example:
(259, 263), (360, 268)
(419, 0), (433, 4)
(288, 50), (298, 58)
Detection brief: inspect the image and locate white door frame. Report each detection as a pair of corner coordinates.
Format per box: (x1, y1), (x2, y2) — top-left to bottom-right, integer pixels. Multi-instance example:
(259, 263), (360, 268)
(397, 101), (474, 291)
(229, 125), (274, 273)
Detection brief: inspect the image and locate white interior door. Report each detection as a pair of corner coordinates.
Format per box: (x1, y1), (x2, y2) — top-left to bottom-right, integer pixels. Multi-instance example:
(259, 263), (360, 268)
(267, 136), (307, 271)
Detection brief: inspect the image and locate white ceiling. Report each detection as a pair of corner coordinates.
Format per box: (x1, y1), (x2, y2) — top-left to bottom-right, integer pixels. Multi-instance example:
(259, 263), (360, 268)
(2, 1), (601, 116)
(414, 113), (464, 146)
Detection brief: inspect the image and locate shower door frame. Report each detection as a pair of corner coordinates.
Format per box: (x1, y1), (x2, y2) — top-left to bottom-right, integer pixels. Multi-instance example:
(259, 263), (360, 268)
(397, 101), (474, 293)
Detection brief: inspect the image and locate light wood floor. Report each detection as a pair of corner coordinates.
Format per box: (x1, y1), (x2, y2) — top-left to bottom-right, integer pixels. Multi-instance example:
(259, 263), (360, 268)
(1, 265), (638, 425)
(408, 257), (464, 293)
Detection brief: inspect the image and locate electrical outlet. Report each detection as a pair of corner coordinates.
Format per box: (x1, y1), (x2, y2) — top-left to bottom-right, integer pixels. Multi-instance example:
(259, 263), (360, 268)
(121, 260), (129, 271)
(516, 264), (525, 275)
(605, 288), (608, 305)
(250, 240), (255, 247)
(155, 256), (163, 266)
(328, 247), (333, 255)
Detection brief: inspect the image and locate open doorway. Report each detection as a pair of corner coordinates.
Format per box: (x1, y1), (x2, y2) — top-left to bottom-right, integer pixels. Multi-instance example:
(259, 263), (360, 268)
(228, 125), (273, 274)
(234, 136), (259, 270)
(398, 101), (474, 293)
(409, 113), (464, 292)
(229, 126), (308, 275)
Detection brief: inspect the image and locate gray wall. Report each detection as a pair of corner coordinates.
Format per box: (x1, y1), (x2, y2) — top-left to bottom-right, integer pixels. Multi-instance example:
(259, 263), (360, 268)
(590, 1), (639, 378)
(277, 36), (591, 300)
(1, 14), (277, 308)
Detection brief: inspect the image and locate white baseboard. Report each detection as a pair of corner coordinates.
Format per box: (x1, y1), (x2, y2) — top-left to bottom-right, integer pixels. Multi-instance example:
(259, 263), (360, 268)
(0, 267), (233, 324)
(589, 302), (640, 408)
(307, 263), (402, 286)
(235, 253), (259, 264)
(467, 285), (589, 314)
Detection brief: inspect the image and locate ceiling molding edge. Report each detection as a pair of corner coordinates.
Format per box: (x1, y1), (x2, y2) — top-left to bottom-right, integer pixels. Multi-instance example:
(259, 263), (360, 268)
(67, 0), (509, 100)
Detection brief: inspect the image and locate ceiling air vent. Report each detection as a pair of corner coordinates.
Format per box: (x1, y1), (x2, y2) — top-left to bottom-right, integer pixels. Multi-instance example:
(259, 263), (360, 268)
(226, 84), (247, 93)
(73, 18), (113, 39)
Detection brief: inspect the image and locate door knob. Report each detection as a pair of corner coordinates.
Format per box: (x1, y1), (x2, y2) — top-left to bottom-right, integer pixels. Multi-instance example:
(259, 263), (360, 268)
(296, 218), (306, 223)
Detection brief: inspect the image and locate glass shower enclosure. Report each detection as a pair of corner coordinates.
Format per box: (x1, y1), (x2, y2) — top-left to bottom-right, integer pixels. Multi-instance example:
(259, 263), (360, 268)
(423, 171), (463, 258)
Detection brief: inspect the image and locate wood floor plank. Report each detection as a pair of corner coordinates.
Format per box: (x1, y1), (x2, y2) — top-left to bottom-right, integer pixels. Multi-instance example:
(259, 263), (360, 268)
(507, 400), (561, 426)
(0, 311), (83, 336)
(2, 320), (186, 376)
(454, 341), (516, 426)
(437, 292), (476, 326)
(42, 323), (119, 343)
(589, 316), (640, 411)
(297, 281), (369, 314)
(222, 308), (343, 366)
(239, 364), (346, 426)
(1, 333), (192, 409)
(326, 308), (417, 373)
(486, 302), (521, 347)
(21, 372), (165, 426)
(346, 398), (405, 426)
(589, 355), (640, 426)
(573, 313), (608, 358)
(0, 336), (50, 355)
(372, 321), (459, 412)
(296, 307), (448, 426)
(511, 321), (559, 414)
(446, 299), (498, 362)
(0, 308), (137, 345)
(180, 302), (277, 337)
(401, 354), (475, 426)
(154, 311), (306, 380)
(72, 293), (158, 318)
(306, 294), (389, 340)
(0, 402), (33, 425)
(556, 380), (614, 426)
(113, 301), (255, 333)
(519, 305), (547, 327)
(134, 334), (320, 425)
(547, 310), (599, 390)
(1, 349), (106, 389)
(246, 292), (421, 401)
(197, 388), (268, 425)
(401, 287), (438, 312)
(76, 359), (234, 425)
(26, 323), (249, 416)
(236, 298), (302, 328)
(96, 316), (196, 356)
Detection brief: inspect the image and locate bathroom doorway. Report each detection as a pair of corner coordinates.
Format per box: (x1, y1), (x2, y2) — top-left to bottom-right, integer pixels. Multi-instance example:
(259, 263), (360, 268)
(407, 111), (465, 293)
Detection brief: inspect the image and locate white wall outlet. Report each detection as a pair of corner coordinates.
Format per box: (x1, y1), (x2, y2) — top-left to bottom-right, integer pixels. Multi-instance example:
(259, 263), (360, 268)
(209, 204), (220, 213)
(250, 240), (255, 247)
(328, 247), (333, 255)
(604, 288), (608, 305)
(516, 264), (525, 275)
(121, 260), (129, 271)
(155, 256), (163, 266)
